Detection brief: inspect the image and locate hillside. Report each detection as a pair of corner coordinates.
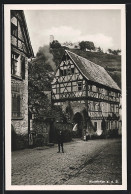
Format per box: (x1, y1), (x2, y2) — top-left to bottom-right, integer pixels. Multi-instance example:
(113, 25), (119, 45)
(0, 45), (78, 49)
(51, 48), (121, 88)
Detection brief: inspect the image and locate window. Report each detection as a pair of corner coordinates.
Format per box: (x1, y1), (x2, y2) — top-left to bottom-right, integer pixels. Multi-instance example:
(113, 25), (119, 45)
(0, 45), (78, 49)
(11, 52), (25, 78)
(11, 23), (18, 37)
(56, 84), (60, 93)
(88, 85), (92, 91)
(12, 84), (22, 118)
(115, 92), (119, 98)
(100, 88), (104, 93)
(63, 69), (67, 76)
(71, 68), (74, 74)
(11, 16), (18, 37)
(67, 67), (71, 75)
(110, 104), (114, 112)
(11, 52), (19, 76)
(78, 81), (83, 91)
(60, 69), (63, 76)
(92, 85), (97, 92)
(116, 105), (119, 113)
(21, 56), (25, 79)
(91, 102), (94, 111)
(95, 102), (100, 111)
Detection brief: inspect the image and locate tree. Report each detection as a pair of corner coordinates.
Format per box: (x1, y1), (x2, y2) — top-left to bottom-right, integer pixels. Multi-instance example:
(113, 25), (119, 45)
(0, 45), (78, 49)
(50, 40), (61, 49)
(116, 49), (121, 55)
(112, 49), (121, 55)
(79, 41), (87, 51)
(108, 48), (113, 54)
(108, 48), (121, 55)
(79, 41), (95, 51)
(29, 45), (65, 121)
(36, 45), (56, 72)
(28, 45), (57, 118)
(28, 59), (53, 118)
(85, 41), (95, 51)
(97, 47), (103, 53)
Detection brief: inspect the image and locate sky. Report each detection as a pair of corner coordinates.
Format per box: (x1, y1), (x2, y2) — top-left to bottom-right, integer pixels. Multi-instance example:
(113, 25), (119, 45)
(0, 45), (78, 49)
(24, 10), (121, 55)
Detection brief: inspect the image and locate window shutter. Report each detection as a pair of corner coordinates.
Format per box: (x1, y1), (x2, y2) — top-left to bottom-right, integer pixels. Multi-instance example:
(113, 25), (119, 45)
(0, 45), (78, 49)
(21, 56), (25, 79)
(12, 84), (21, 118)
(17, 95), (20, 117)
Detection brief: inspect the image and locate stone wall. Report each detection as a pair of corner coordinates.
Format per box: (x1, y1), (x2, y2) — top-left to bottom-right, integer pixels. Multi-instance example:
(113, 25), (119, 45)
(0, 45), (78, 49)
(61, 100), (87, 138)
(11, 56), (28, 150)
(32, 120), (50, 146)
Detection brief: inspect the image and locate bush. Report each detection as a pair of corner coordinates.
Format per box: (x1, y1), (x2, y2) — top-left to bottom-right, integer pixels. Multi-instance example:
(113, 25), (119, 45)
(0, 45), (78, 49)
(107, 129), (119, 138)
(12, 133), (28, 151)
(63, 129), (72, 142)
(34, 133), (45, 147)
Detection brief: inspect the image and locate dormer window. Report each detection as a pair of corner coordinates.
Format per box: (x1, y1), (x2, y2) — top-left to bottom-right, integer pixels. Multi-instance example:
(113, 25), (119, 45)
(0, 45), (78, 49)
(60, 69), (63, 76)
(78, 81), (83, 91)
(63, 69), (67, 76)
(67, 67), (72, 75)
(71, 68), (74, 74)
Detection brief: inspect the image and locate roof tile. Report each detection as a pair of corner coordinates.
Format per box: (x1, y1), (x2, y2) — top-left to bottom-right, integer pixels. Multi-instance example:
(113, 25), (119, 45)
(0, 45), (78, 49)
(66, 50), (120, 91)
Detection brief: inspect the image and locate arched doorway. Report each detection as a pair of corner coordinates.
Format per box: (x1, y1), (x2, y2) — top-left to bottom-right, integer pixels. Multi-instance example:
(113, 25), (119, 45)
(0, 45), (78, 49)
(73, 112), (83, 138)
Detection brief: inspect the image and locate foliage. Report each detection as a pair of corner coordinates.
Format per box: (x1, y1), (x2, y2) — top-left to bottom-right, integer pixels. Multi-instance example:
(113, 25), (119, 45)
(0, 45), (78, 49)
(29, 46), (56, 117)
(12, 132), (28, 150)
(97, 47), (103, 53)
(29, 45), (70, 123)
(108, 48), (121, 55)
(107, 129), (119, 138)
(29, 62), (52, 117)
(50, 40), (62, 49)
(63, 129), (72, 142)
(36, 45), (56, 71)
(50, 47), (65, 68)
(108, 71), (121, 88)
(33, 134), (45, 147)
(79, 41), (95, 51)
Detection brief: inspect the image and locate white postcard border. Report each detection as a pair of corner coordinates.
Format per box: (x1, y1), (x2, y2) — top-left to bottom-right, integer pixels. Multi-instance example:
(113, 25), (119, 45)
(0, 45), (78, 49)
(4, 4), (127, 191)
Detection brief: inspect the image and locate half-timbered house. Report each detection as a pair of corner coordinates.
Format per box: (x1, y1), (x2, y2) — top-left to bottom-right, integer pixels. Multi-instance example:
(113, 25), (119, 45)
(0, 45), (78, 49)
(11, 10), (34, 149)
(51, 50), (121, 138)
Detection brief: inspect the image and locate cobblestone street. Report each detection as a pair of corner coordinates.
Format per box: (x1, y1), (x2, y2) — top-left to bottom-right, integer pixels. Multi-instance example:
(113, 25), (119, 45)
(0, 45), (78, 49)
(12, 138), (122, 185)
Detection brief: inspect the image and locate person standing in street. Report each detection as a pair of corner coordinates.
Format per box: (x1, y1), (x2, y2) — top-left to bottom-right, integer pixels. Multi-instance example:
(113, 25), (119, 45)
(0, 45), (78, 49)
(57, 130), (64, 153)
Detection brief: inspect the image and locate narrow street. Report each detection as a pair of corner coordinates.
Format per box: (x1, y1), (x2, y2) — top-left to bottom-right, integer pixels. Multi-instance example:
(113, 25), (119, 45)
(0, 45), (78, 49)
(12, 138), (122, 185)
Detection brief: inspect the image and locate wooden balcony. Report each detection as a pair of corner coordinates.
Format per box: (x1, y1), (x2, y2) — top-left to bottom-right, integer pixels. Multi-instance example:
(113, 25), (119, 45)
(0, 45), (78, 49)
(52, 90), (86, 101)
(88, 90), (120, 103)
(88, 111), (102, 118)
(88, 91), (99, 98)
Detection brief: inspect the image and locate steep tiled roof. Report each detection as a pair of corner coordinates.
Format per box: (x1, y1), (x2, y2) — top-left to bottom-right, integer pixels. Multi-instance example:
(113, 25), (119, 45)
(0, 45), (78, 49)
(11, 10), (34, 57)
(66, 50), (120, 91)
